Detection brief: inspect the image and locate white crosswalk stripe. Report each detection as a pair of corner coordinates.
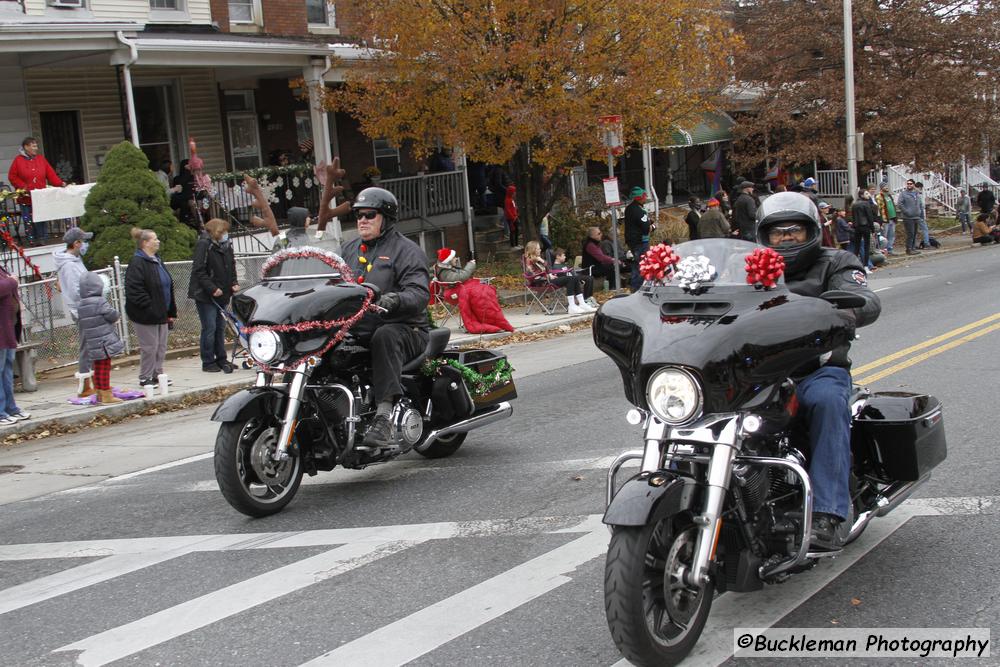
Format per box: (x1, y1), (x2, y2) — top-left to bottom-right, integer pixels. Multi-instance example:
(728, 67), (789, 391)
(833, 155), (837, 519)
(0, 496), (994, 666)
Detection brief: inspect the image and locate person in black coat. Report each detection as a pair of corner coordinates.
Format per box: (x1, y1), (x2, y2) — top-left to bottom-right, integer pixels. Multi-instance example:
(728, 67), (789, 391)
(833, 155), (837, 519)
(125, 228), (177, 389)
(623, 186), (652, 292)
(732, 181), (758, 241)
(850, 188), (878, 270)
(188, 218), (239, 373)
(685, 196), (702, 240)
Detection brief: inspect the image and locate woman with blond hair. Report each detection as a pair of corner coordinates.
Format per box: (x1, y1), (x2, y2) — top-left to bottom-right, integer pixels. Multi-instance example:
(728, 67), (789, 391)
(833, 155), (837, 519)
(124, 228), (177, 390)
(523, 240), (594, 314)
(189, 218), (239, 373)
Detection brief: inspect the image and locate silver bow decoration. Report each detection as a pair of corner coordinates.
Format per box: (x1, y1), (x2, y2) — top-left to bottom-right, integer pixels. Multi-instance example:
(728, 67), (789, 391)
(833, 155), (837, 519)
(674, 255), (716, 292)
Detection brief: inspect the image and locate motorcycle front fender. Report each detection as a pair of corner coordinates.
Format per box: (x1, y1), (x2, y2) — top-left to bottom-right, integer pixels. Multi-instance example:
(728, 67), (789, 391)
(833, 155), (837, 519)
(210, 387), (287, 423)
(603, 472), (702, 527)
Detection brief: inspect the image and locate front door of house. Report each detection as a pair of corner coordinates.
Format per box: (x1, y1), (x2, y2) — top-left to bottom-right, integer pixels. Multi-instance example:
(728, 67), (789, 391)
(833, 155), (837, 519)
(39, 110), (84, 184)
(228, 112), (262, 171)
(134, 84), (182, 173)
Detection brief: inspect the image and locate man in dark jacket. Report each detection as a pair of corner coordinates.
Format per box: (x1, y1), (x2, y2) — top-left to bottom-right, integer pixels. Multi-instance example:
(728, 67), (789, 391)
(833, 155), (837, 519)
(732, 181), (758, 241)
(342, 187), (431, 450)
(188, 219), (239, 373)
(684, 196), (701, 241)
(850, 188), (878, 270)
(623, 186), (652, 292)
(756, 192), (881, 551)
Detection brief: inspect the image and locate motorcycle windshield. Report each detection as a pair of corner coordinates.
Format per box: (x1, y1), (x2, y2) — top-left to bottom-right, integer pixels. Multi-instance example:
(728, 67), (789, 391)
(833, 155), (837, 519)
(594, 239), (855, 409)
(231, 263), (368, 328)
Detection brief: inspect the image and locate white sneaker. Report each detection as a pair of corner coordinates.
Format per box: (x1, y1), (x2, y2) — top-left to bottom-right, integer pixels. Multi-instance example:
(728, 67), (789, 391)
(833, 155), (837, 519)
(0, 416), (16, 426)
(9, 411), (30, 422)
(585, 297), (599, 309)
(567, 303), (588, 315)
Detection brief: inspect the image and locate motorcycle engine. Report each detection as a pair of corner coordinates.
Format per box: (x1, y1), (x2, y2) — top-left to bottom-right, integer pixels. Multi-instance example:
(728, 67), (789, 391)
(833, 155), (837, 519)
(393, 405), (424, 446)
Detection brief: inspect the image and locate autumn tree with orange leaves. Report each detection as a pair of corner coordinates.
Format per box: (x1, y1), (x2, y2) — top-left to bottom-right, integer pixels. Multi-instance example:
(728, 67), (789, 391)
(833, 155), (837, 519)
(325, 0), (738, 237)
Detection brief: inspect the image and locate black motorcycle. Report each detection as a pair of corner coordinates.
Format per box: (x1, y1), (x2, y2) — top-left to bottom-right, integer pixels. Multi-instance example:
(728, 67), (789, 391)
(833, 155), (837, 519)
(594, 239), (946, 666)
(211, 250), (516, 517)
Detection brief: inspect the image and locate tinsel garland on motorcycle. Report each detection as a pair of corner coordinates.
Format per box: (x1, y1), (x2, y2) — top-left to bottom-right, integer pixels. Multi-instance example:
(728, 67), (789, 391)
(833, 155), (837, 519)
(420, 357), (514, 397)
(744, 247), (786, 289)
(245, 248), (373, 371)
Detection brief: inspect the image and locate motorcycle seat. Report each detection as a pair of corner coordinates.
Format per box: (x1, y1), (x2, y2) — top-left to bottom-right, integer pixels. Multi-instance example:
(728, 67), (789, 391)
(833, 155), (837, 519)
(401, 327), (451, 372)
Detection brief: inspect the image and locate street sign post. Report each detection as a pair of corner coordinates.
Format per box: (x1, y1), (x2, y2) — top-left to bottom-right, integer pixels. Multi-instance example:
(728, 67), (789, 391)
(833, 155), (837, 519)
(600, 115), (624, 289)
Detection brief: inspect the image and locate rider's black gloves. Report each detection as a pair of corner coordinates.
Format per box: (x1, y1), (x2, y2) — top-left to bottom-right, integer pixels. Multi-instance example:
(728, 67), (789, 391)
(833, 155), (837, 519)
(378, 292), (401, 313)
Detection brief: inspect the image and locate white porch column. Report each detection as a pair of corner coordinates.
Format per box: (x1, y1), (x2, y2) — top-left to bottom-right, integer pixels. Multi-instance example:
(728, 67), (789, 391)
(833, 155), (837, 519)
(114, 33), (140, 147)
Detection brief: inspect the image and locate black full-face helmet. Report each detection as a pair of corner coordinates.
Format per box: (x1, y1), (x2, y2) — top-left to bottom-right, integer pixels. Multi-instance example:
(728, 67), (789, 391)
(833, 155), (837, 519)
(352, 187), (399, 228)
(755, 192), (823, 276)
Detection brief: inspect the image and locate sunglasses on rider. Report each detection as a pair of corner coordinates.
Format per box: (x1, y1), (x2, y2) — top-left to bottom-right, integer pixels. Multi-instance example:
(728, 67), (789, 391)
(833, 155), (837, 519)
(356, 210), (379, 221)
(767, 224), (805, 240)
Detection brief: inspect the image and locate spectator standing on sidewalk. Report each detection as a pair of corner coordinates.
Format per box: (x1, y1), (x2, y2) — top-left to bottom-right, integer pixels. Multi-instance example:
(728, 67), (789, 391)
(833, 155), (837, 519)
(956, 189), (973, 234)
(125, 228), (176, 390)
(7, 136), (64, 246)
(697, 199), (730, 238)
(851, 188), (878, 271)
(684, 197), (702, 240)
(875, 182), (898, 254)
(915, 182), (930, 249)
(732, 181), (758, 241)
(54, 227), (95, 397)
(189, 218), (239, 374)
(504, 184), (520, 249)
(76, 272), (125, 405)
(896, 179), (922, 255)
(977, 186), (996, 216)
(623, 186), (653, 291)
(0, 266), (28, 426)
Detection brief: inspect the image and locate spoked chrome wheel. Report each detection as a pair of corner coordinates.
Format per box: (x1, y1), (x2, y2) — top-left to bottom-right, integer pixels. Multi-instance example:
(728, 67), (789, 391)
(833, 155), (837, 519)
(605, 516), (714, 667)
(215, 418), (303, 517)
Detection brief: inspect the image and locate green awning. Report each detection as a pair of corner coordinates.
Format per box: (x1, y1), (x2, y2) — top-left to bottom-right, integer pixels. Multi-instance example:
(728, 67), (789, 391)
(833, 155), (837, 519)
(659, 111), (734, 148)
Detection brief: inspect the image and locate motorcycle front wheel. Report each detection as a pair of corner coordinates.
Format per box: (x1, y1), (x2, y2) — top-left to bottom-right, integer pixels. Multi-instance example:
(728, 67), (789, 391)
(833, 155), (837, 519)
(214, 417), (304, 517)
(605, 515), (713, 667)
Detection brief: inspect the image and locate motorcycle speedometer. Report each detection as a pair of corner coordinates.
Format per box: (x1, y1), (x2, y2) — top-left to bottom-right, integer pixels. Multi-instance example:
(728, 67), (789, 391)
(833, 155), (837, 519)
(646, 367), (702, 425)
(248, 330), (283, 364)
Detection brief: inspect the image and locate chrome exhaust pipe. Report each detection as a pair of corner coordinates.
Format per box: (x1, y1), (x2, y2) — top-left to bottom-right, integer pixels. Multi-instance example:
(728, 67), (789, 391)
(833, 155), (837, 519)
(414, 402), (513, 452)
(843, 474), (930, 545)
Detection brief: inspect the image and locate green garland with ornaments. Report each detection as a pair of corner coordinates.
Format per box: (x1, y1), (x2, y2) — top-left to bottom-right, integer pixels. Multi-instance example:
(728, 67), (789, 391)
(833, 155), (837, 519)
(209, 163), (316, 183)
(420, 357), (514, 397)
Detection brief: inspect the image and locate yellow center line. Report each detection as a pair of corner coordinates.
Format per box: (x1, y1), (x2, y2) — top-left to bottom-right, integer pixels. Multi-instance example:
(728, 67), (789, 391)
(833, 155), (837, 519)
(856, 321), (1000, 385)
(852, 311), (1000, 375)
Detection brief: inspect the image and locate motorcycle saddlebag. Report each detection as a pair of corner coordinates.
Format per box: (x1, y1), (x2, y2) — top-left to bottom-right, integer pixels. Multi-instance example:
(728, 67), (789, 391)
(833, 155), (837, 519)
(852, 392), (946, 482)
(430, 364), (475, 424)
(439, 349), (517, 408)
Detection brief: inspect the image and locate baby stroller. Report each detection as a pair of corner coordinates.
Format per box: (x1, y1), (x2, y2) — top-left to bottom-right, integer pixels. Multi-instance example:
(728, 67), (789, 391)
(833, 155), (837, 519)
(217, 302), (254, 370)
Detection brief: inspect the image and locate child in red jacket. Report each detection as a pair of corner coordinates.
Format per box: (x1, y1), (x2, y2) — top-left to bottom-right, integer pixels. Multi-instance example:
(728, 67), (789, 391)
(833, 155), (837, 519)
(7, 137), (64, 246)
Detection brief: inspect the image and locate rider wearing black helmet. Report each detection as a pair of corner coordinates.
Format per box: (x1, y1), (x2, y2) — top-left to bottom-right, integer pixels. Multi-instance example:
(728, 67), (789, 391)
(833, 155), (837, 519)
(756, 192), (881, 551)
(342, 187), (432, 450)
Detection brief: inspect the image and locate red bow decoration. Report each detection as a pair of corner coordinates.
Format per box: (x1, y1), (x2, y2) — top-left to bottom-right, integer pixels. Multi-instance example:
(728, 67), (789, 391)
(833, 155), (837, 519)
(638, 243), (681, 283)
(744, 247), (785, 289)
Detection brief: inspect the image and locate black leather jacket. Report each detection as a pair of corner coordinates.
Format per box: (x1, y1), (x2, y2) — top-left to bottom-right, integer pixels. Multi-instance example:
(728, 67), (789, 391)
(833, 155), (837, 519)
(785, 248), (881, 370)
(342, 229), (431, 333)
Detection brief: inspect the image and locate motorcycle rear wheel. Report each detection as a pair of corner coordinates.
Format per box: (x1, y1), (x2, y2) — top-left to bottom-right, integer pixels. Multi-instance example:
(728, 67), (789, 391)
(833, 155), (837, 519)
(605, 515), (713, 667)
(215, 418), (304, 517)
(414, 431), (467, 459)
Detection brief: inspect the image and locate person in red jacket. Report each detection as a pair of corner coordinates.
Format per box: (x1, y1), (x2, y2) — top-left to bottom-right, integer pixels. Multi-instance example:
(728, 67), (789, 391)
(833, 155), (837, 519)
(504, 184), (520, 249)
(7, 136), (64, 246)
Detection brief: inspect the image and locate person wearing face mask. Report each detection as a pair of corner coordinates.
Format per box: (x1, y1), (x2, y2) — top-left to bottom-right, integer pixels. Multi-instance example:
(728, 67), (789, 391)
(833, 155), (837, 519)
(53, 227), (95, 397)
(756, 192), (881, 551)
(189, 218), (239, 373)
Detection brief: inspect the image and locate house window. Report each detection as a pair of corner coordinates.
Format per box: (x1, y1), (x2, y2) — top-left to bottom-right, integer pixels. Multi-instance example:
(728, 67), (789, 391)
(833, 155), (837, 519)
(306, 0), (334, 25)
(47, 0), (86, 7)
(373, 138), (400, 178)
(228, 0), (255, 23)
(150, 0), (177, 8)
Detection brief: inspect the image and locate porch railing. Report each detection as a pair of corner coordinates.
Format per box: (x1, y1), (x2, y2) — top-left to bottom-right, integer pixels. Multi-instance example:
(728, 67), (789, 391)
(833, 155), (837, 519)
(968, 166), (1000, 199)
(379, 171), (466, 221)
(816, 170), (848, 198)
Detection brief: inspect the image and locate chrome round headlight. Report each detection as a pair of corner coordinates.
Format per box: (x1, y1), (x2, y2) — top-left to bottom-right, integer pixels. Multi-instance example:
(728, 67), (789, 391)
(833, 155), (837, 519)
(248, 330), (283, 364)
(646, 367), (702, 425)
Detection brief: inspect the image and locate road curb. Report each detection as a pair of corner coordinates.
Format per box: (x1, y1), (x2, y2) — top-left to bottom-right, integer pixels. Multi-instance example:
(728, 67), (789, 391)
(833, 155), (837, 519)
(1, 377), (251, 440)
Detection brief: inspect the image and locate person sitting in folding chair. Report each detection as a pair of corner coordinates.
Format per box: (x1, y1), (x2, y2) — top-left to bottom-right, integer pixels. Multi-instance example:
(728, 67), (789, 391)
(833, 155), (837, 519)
(434, 247), (512, 334)
(551, 248), (598, 310)
(524, 241), (595, 315)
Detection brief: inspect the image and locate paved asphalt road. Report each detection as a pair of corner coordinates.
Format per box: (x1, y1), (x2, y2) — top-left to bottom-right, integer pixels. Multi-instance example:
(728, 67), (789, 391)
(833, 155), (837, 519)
(1, 245), (999, 666)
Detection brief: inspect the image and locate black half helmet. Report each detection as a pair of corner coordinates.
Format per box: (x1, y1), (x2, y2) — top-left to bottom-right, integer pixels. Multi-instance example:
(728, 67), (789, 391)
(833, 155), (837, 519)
(755, 192), (822, 276)
(352, 187), (399, 225)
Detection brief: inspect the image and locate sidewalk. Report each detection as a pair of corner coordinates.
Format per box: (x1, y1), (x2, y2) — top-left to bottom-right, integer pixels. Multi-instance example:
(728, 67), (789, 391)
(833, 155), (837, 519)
(0, 307), (595, 440)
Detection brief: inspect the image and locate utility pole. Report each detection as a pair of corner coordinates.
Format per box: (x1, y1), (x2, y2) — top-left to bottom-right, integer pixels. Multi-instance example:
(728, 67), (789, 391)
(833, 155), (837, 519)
(843, 0), (858, 199)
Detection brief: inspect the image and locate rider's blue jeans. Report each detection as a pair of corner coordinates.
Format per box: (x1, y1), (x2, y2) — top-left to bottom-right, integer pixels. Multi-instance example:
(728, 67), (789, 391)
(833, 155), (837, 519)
(797, 365), (852, 521)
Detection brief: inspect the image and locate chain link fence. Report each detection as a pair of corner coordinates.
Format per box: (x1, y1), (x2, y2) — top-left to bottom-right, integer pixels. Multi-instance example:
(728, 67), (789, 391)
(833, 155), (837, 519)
(23, 253), (270, 371)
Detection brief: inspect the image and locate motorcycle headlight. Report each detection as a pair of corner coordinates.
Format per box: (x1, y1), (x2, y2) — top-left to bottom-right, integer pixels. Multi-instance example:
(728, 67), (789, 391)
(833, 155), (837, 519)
(646, 367), (702, 425)
(248, 330), (283, 364)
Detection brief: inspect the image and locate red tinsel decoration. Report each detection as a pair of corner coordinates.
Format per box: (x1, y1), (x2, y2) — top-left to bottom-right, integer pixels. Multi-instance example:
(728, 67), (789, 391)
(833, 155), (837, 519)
(247, 247), (374, 372)
(744, 247), (785, 289)
(638, 243), (681, 284)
